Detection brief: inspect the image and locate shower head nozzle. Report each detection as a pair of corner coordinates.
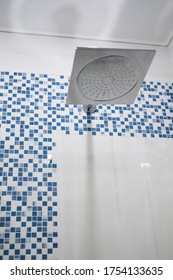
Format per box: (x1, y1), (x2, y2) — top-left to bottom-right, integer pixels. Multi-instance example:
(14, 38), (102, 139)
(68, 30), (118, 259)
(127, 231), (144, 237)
(66, 47), (156, 105)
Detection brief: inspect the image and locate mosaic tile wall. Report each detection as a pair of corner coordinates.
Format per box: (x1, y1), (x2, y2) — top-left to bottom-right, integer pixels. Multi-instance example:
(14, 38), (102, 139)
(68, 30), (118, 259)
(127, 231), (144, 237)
(0, 71), (173, 260)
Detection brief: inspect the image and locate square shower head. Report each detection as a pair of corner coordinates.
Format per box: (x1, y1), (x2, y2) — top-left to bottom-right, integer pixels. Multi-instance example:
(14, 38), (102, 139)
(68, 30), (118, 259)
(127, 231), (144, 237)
(66, 47), (156, 105)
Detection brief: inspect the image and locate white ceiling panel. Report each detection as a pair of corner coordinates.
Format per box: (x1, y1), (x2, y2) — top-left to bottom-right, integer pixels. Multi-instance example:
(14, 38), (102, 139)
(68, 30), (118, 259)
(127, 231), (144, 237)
(0, 0), (173, 46)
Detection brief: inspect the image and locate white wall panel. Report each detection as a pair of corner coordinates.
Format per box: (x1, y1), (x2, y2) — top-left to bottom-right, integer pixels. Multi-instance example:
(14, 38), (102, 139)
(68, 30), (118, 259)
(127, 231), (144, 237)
(56, 133), (173, 259)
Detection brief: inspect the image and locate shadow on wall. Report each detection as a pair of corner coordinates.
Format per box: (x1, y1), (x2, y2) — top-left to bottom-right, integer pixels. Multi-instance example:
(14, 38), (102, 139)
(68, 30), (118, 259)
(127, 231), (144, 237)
(51, 4), (80, 35)
(1, 0), (109, 38)
(109, 0), (173, 44)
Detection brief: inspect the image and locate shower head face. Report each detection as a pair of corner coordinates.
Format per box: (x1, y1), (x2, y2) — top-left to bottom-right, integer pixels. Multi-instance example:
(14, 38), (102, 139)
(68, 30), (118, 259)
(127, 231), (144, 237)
(77, 55), (140, 101)
(67, 47), (156, 105)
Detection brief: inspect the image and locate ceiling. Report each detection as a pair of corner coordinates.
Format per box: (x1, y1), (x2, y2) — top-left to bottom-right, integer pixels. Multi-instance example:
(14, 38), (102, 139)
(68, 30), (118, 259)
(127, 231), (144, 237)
(0, 0), (173, 46)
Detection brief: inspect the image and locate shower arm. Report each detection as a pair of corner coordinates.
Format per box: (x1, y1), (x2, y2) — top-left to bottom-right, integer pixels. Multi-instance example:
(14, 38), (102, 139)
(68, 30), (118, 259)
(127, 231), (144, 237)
(83, 104), (97, 113)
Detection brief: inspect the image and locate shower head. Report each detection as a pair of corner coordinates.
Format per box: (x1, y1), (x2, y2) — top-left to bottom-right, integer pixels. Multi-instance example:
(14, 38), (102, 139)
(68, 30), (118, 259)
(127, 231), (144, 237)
(66, 47), (155, 105)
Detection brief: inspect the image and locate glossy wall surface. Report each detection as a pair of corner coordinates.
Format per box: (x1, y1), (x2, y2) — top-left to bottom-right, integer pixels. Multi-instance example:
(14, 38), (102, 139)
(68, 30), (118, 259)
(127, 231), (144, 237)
(0, 71), (173, 259)
(57, 134), (173, 259)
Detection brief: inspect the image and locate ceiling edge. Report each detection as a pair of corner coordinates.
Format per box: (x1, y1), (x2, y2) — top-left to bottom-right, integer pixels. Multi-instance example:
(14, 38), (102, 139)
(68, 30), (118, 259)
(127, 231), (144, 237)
(0, 27), (169, 48)
(167, 33), (173, 47)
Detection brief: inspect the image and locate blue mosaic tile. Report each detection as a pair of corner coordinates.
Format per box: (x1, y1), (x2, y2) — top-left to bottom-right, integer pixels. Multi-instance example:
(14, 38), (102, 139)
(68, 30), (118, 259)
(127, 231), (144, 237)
(0, 72), (60, 259)
(0, 71), (173, 260)
(54, 81), (173, 138)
